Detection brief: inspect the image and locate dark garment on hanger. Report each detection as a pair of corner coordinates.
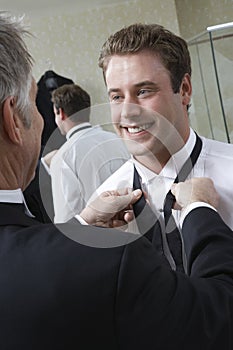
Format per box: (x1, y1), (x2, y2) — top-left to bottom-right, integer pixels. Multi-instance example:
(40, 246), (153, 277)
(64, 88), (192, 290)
(36, 70), (74, 149)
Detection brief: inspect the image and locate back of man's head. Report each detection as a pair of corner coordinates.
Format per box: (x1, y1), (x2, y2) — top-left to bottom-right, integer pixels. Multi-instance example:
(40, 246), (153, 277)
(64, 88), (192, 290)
(51, 84), (91, 123)
(0, 12), (33, 128)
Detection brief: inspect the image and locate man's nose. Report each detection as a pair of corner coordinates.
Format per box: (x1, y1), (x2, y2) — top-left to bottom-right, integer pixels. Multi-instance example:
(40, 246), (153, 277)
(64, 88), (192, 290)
(121, 101), (141, 120)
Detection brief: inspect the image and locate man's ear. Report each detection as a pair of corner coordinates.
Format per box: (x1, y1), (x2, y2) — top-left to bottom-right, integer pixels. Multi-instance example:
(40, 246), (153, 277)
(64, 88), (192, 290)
(59, 108), (67, 121)
(2, 97), (23, 145)
(180, 73), (192, 107)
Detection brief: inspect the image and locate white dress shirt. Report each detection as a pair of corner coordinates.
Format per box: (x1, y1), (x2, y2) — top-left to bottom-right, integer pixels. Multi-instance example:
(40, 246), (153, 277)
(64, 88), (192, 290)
(92, 128), (233, 230)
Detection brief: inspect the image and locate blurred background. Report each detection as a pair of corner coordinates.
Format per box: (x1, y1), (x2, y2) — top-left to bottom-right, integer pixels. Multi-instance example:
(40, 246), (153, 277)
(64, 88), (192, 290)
(1, 0), (233, 142)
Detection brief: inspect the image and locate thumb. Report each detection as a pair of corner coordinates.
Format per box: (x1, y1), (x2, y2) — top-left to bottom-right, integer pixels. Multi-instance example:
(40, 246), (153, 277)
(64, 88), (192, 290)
(170, 184), (182, 210)
(170, 183), (177, 196)
(115, 189), (142, 210)
(131, 189), (142, 203)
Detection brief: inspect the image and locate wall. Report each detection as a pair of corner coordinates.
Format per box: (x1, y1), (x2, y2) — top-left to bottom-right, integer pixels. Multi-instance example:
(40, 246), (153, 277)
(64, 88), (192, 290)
(175, 0), (233, 142)
(175, 0), (233, 40)
(24, 0), (179, 110)
(15, 0), (178, 129)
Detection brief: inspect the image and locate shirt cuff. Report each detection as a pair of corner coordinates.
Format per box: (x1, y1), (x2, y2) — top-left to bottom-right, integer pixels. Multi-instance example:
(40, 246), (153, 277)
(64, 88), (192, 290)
(75, 214), (88, 225)
(41, 157), (51, 175)
(180, 202), (217, 228)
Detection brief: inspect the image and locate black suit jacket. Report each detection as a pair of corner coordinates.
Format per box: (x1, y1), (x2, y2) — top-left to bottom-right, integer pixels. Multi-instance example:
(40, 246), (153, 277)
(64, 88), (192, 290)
(0, 203), (233, 349)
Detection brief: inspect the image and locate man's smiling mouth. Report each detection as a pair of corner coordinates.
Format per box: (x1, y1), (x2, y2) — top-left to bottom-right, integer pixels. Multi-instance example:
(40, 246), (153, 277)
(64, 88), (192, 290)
(121, 123), (154, 134)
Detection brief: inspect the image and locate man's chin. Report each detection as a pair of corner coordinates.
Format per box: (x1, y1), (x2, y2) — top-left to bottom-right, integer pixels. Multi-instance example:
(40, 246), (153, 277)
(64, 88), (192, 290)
(123, 139), (151, 156)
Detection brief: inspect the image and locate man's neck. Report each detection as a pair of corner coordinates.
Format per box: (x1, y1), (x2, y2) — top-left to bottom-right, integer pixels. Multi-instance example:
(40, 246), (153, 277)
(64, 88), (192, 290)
(0, 154), (23, 190)
(134, 129), (191, 174)
(134, 151), (169, 174)
(0, 175), (22, 191)
(63, 121), (78, 135)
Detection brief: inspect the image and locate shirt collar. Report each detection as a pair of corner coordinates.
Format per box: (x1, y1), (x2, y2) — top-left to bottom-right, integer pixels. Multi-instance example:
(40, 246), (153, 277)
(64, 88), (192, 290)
(160, 128), (196, 179)
(133, 128), (196, 182)
(0, 188), (34, 217)
(66, 122), (92, 140)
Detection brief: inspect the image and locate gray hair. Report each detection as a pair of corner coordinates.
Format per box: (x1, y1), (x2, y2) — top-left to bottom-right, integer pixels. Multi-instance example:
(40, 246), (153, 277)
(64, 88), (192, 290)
(0, 12), (33, 127)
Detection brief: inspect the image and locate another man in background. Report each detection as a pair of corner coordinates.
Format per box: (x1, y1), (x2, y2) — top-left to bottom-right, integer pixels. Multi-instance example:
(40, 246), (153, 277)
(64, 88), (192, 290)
(42, 83), (129, 223)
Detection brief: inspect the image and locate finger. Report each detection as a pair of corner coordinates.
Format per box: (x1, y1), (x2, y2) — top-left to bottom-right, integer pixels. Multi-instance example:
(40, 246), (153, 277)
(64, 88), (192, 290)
(122, 189), (142, 207)
(116, 187), (133, 196)
(170, 183), (177, 196)
(170, 184), (182, 210)
(124, 210), (134, 223)
(173, 202), (182, 210)
(114, 189), (142, 209)
(132, 189), (142, 200)
(112, 219), (128, 230)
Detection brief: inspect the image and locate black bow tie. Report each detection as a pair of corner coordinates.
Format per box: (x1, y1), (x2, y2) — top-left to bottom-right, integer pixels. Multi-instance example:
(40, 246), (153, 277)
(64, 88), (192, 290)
(133, 133), (202, 273)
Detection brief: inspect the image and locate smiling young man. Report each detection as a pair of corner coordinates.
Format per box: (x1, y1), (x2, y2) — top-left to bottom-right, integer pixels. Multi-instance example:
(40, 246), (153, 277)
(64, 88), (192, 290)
(94, 23), (233, 270)
(106, 50), (191, 171)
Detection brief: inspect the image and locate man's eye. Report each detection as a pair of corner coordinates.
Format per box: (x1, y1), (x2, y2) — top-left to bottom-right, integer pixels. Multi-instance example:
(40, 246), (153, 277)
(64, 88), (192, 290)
(111, 95), (122, 102)
(138, 89), (149, 96)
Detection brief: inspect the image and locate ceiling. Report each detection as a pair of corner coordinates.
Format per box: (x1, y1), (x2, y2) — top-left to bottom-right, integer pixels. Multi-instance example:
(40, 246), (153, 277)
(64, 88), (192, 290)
(1, 0), (123, 14)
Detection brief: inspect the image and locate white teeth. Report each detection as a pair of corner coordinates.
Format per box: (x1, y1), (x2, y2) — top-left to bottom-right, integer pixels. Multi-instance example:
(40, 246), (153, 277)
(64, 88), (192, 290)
(127, 124), (151, 134)
(128, 127), (142, 133)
